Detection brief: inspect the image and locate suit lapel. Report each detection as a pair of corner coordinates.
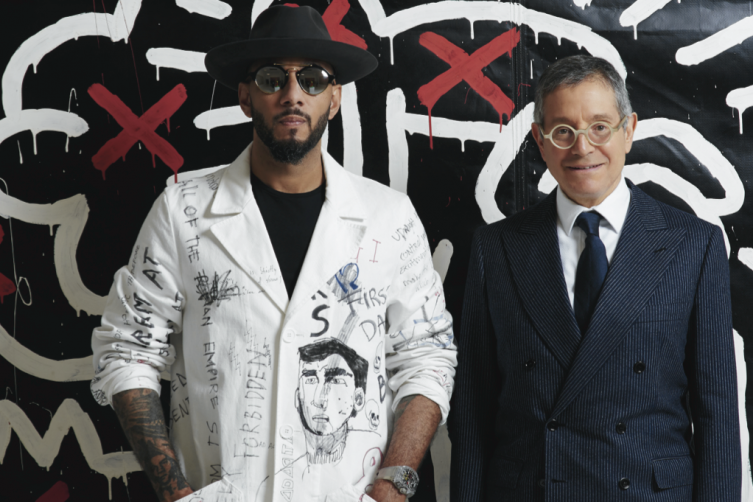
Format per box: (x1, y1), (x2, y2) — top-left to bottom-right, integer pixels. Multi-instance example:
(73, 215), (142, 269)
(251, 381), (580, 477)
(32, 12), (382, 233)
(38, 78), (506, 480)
(285, 152), (367, 320)
(504, 192), (581, 370)
(550, 184), (687, 419)
(208, 144), (289, 313)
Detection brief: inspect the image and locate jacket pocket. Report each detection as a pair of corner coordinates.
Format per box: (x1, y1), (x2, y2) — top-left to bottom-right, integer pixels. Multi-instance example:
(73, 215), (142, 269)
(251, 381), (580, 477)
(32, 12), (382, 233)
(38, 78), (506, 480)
(486, 455), (524, 491)
(652, 456), (693, 489)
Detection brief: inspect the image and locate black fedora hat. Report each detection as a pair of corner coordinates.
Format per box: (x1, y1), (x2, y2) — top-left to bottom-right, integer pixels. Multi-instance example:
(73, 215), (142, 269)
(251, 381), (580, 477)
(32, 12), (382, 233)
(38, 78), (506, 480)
(205, 5), (378, 90)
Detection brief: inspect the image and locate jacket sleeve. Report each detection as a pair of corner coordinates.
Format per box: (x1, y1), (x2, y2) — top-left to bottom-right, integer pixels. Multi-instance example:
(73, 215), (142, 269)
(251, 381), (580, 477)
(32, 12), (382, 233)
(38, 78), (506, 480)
(383, 197), (457, 425)
(448, 228), (500, 502)
(90, 192), (185, 407)
(687, 225), (742, 500)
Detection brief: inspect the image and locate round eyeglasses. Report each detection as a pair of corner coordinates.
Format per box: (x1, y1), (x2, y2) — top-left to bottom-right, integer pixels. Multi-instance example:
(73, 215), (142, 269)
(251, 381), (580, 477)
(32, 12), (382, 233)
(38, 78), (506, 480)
(540, 116), (628, 149)
(247, 64), (336, 96)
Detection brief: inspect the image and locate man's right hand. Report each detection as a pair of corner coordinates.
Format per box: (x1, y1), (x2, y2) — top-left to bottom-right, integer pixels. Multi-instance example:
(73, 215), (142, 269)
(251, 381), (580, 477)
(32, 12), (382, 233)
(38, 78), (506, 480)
(112, 388), (194, 502)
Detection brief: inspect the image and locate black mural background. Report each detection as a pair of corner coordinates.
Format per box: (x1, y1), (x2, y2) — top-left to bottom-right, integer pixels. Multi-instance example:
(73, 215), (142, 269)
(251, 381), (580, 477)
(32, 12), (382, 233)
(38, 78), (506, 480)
(2, 1), (753, 500)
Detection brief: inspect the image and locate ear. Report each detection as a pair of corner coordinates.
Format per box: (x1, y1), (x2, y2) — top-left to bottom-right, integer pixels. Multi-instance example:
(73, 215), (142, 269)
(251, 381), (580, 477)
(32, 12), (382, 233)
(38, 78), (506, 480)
(328, 83), (342, 120)
(239, 82), (253, 118)
(623, 112), (638, 154)
(353, 388), (365, 412)
(295, 388), (301, 410)
(531, 122), (547, 163)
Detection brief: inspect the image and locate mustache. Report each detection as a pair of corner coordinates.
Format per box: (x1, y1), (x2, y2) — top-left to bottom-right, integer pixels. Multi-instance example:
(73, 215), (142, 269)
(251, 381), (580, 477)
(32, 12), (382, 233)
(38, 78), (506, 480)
(273, 108), (311, 124)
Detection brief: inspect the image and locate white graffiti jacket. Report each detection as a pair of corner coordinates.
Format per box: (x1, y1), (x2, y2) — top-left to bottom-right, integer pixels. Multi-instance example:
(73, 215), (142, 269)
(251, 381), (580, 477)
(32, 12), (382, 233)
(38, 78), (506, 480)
(91, 143), (457, 502)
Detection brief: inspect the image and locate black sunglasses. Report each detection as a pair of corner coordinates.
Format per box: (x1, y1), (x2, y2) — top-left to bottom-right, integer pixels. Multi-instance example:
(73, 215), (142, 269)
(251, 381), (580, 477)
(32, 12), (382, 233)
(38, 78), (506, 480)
(247, 64), (336, 96)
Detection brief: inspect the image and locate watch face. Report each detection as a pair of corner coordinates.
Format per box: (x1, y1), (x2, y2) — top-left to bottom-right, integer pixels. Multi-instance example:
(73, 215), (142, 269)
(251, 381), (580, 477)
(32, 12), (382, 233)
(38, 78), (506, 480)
(396, 467), (419, 495)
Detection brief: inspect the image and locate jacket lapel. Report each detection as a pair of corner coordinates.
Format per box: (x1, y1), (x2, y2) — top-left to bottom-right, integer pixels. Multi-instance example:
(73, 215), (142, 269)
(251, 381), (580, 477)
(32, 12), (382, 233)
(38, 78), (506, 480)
(504, 192), (581, 370)
(285, 152), (367, 320)
(207, 144), (289, 313)
(550, 183), (687, 419)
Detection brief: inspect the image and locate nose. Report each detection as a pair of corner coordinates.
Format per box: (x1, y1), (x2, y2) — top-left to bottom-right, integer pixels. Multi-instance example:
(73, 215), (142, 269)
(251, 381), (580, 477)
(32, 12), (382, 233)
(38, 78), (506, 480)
(312, 382), (329, 409)
(571, 130), (595, 155)
(278, 70), (305, 107)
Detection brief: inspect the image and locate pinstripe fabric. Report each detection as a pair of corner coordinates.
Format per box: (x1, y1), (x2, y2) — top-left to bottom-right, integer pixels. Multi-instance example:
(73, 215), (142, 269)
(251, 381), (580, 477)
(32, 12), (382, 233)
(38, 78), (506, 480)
(449, 180), (741, 502)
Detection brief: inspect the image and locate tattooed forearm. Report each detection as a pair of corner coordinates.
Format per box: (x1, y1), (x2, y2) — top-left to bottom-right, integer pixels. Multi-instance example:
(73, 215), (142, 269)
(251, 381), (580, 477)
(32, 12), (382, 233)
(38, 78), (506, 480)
(112, 388), (193, 502)
(369, 395), (441, 501)
(393, 395), (418, 424)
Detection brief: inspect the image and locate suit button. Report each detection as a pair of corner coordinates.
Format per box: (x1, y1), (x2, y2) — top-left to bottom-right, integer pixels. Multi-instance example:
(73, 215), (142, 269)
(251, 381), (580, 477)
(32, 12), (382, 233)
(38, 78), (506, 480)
(618, 478), (630, 490)
(547, 419), (559, 431)
(538, 479), (546, 488)
(282, 329), (295, 343)
(633, 361), (646, 374)
(616, 422), (626, 434)
(524, 359), (536, 370)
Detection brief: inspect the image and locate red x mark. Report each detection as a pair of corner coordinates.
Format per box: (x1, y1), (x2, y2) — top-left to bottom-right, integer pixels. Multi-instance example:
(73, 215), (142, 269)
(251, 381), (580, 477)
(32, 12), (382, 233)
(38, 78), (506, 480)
(0, 225), (16, 304)
(417, 28), (520, 149)
(88, 83), (187, 180)
(322, 0), (367, 50)
(36, 481), (69, 502)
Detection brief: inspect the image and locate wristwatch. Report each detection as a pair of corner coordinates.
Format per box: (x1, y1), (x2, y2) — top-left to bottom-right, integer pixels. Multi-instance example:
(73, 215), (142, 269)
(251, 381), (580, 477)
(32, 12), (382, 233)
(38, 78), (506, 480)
(376, 466), (419, 497)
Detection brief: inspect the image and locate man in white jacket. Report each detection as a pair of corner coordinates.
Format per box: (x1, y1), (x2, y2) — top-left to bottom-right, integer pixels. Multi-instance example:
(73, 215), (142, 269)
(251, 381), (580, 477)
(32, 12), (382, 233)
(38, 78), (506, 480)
(90, 5), (457, 502)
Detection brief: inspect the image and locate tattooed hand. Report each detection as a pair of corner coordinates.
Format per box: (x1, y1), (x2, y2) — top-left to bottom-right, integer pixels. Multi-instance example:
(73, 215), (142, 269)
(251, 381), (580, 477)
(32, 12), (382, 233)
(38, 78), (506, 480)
(112, 388), (194, 502)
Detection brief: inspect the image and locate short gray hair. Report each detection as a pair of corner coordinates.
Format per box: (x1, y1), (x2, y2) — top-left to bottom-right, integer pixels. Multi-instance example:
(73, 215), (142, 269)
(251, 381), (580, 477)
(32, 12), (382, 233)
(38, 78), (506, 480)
(533, 55), (632, 126)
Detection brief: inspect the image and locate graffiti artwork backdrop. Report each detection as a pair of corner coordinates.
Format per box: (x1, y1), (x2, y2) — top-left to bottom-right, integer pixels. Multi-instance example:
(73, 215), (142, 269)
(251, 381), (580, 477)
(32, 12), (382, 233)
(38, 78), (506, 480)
(2, 0), (753, 500)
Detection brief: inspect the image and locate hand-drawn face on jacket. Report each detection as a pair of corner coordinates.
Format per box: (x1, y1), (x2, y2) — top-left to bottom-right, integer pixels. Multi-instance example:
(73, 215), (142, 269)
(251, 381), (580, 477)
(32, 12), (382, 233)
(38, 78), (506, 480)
(296, 339), (368, 435)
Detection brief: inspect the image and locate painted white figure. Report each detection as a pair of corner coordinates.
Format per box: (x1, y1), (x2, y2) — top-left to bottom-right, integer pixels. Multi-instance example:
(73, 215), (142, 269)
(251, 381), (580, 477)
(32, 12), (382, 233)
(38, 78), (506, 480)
(91, 6), (456, 502)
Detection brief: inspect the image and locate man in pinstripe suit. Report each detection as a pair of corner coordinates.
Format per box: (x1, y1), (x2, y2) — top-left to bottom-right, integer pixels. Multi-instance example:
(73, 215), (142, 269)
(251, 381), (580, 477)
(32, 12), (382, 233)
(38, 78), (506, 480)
(449, 55), (742, 501)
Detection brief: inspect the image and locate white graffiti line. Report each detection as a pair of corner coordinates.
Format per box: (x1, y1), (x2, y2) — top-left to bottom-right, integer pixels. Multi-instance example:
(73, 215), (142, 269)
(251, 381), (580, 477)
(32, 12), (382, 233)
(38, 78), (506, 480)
(386, 88), (526, 196)
(726, 85), (753, 134)
(634, 118), (744, 216)
(2, 0), (142, 115)
(176, 0), (232, 20)
(619, 0), (672, 39)
(0, 326), (93, 382)
(341, 83), (364, 177)
(250, 0), (274, 26)
(366, 1), (626, 76)
(625, 163), (731, 253)
(0, 191), (105, 316)
(676, 15), (753, 66)
(193, 106), (251, 140)
(0, 399), (141, 497)
(0, 109), (88, 155)
(145, 48), (207, 81)
(475, 103), (535, 223)
(739, 247), (753, 271)
(431, 239), (454, 284)
(733, 328), (753, 501)
(357, 0), (388, 24)
(0, 314), (170, 382)
(539, 119), (742, 254)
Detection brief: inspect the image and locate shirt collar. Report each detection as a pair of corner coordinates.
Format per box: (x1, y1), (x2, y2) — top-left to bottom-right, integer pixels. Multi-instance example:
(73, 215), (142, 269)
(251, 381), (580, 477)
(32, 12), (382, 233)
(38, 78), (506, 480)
(556, 176), (631, 236)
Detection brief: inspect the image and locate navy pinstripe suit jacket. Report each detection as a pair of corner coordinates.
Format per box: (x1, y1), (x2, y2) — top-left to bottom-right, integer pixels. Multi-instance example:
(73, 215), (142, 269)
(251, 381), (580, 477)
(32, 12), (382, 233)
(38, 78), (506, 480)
(449, 181), (741, 501)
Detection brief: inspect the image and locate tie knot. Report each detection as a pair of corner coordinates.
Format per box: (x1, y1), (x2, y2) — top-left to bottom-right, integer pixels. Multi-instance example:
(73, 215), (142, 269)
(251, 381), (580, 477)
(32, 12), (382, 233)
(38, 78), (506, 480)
(576, 211), (601, 236)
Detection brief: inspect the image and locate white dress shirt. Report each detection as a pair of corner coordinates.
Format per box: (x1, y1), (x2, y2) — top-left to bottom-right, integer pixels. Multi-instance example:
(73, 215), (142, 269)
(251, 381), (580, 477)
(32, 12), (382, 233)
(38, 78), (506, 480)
(556, 177), (631, 308)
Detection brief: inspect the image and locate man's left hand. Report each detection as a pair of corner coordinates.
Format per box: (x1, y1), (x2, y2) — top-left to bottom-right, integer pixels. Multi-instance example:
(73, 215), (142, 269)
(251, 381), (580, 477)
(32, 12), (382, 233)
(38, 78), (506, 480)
(367, 479), (406, 502)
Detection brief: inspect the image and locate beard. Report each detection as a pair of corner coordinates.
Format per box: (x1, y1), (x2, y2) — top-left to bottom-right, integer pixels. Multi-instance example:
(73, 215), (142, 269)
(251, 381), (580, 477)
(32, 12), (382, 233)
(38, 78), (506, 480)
(251, 106), (329, 165)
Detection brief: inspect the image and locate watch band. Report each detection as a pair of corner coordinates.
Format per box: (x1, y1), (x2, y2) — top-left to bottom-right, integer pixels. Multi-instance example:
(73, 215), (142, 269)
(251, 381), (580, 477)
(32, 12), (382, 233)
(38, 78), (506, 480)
(376, 465), (419, 497)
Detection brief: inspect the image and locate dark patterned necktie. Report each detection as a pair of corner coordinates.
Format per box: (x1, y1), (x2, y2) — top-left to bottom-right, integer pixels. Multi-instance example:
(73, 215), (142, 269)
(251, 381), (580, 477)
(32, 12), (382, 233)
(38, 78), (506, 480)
(574, 211), (608, 335)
